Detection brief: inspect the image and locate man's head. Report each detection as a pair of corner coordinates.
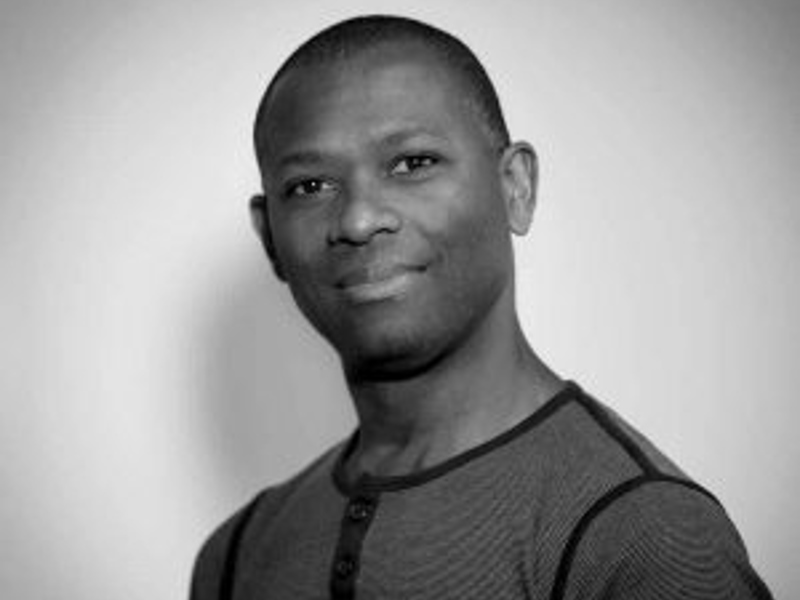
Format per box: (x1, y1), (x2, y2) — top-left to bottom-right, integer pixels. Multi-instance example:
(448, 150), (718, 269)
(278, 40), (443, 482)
(251, 15), (538, 380)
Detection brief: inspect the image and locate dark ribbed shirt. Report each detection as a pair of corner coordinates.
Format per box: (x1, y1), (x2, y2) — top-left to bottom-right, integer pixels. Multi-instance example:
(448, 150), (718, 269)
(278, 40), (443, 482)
(191, 383), (773, 599)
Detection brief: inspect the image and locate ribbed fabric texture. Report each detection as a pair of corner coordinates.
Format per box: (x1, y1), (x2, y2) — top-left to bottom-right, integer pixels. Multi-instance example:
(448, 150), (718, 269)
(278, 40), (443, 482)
(190, 384), (773, 600)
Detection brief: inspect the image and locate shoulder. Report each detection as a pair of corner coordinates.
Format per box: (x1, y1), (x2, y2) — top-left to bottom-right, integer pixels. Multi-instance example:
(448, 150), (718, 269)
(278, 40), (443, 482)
(556, 385), (688, 479)
(554, 461), (773, 599)
(539, 386), (773, 599)
(189, 440), (346, 600)
(554, 448), (771, 600)
(189, 492), (265, 600)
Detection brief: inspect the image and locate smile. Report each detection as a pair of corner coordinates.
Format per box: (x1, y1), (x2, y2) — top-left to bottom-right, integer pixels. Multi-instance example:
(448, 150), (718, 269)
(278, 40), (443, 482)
(336, 265), (424, 304)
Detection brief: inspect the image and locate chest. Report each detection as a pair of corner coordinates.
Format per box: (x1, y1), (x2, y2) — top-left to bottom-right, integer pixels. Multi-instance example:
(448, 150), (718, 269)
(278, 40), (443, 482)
(234, 481), (553, 600)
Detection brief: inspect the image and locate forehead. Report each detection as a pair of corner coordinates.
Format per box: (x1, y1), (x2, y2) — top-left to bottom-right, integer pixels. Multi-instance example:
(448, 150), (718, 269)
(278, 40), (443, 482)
(258, 42), (487, 165)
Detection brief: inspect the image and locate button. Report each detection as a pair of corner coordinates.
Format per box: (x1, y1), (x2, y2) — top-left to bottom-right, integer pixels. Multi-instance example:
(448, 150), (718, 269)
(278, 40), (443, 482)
(347, 499), (372, 522)
(334, 556), (356, 579)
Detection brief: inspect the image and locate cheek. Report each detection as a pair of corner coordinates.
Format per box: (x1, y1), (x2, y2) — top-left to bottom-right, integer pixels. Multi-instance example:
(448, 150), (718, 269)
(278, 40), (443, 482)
(432, 179), (512, 302)
(271, 212), (325, 275)
(272, 211), (341, 295)
(410, 170), (509, 258)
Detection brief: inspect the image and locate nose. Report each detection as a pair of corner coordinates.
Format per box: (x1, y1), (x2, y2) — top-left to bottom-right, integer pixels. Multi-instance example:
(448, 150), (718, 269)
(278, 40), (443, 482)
(328, 176), (401, 246)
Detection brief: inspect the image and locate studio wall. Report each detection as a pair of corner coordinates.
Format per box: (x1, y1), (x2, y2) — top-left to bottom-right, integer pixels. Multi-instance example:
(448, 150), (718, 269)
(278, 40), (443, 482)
(2, 1), (798, 597)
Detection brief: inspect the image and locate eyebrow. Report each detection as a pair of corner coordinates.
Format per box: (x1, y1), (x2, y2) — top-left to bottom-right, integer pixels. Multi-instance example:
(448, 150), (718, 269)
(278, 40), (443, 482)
(275, 126), (451, 170)
(378, 126), (450, 148)
(277, 149), (332, 170)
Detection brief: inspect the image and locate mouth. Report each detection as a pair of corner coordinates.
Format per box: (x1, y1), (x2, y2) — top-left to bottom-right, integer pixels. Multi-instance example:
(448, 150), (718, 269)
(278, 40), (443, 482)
(335, 263), (426, 304)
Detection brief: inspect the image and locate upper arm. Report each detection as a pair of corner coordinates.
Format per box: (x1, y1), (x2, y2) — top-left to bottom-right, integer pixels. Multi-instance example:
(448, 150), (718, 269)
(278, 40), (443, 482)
(562, 481), (773, 600)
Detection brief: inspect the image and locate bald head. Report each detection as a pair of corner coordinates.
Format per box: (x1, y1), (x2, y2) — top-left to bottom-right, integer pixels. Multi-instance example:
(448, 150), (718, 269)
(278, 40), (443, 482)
(253, 15), (511, 170)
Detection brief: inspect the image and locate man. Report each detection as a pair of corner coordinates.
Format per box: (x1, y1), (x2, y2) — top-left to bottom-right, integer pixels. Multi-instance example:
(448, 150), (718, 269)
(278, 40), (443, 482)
(191, 15), (773, 600)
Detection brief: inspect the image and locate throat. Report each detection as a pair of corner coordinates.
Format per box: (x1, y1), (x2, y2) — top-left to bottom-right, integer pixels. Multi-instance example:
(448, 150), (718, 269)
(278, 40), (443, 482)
(346, 431), (452, 480)
(344, 341), (562, 480)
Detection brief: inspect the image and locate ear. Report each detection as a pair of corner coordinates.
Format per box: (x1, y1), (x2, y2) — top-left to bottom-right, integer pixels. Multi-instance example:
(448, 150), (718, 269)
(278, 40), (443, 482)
(498, 142), (538, 236)
(249, 194), (286, 282)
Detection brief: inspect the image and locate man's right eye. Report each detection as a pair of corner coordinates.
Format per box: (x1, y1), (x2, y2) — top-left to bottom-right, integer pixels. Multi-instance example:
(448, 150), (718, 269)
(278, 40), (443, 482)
(285, 178), (336, 199)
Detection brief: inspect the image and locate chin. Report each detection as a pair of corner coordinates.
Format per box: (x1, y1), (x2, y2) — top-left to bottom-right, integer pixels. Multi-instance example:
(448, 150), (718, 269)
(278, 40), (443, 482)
(337, 323), (444, 382)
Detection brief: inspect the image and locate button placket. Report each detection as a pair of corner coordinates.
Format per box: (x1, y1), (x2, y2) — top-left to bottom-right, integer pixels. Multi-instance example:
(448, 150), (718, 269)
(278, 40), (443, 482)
(347, 497), (374, 522)
(334, 555), (356, 579)
(329, 493), (380, 599)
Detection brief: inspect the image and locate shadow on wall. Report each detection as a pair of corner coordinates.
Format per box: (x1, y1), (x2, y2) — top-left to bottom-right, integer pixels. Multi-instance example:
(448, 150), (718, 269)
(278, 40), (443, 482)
(197, 256), (352, 501)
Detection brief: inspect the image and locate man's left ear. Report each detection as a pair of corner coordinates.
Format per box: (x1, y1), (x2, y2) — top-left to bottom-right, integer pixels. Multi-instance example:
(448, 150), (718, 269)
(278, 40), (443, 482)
(499, 142), (538, 236)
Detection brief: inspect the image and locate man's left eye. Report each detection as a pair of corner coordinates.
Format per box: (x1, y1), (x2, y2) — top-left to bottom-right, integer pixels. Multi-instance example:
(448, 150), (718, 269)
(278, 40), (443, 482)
(391, 155), (438, 175)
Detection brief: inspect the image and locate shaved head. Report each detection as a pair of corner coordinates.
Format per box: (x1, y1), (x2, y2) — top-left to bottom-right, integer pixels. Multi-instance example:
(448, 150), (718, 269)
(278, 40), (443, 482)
(254, 15), (511, 170)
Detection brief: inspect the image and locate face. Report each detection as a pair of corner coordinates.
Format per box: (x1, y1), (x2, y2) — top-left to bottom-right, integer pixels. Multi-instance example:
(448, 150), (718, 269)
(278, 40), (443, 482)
(257, 44), (525, 380)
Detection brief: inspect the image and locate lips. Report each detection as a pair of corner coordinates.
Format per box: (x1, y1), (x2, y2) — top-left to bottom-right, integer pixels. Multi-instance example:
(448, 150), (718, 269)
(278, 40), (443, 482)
(334, 262), (426, 304)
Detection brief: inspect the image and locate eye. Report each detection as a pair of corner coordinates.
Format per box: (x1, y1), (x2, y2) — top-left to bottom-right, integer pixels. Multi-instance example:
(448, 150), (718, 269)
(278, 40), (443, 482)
(390, 154), (439, 176)
(284, 178), (337, 199)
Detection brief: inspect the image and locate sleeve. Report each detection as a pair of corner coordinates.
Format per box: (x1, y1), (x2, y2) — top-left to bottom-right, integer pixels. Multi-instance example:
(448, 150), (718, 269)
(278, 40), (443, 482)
(562, 480), (774, 600)
(189, 493), (266, 600)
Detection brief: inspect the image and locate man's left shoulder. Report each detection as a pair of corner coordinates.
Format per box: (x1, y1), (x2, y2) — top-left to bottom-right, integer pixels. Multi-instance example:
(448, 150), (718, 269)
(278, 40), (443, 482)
(560, 478), (774, 599)
(544, 386), (774, 598)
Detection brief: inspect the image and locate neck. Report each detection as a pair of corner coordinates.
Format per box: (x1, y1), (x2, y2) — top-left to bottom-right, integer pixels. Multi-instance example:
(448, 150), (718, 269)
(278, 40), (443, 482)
(343, 286), (562, 480)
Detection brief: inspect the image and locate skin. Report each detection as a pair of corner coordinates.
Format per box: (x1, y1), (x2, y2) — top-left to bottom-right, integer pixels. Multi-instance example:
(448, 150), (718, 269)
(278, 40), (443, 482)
(252, 41), (562, 481)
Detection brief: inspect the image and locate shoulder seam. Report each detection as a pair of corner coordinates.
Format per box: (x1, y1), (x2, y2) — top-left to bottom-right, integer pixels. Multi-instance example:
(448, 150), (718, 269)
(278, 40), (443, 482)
(218, 491), (267, 600)
(215, 442), (346, 599)
(572, 390), (658, 476)
(570, 388), (719, 506)
(549, 474), (720, 600)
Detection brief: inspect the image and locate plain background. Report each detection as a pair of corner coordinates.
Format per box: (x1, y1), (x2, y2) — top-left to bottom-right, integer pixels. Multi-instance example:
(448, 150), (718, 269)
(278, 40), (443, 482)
(2, 0), (798, 598)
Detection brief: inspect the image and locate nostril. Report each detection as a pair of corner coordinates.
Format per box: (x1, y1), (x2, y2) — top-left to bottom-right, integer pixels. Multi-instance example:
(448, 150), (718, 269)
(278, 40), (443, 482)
(329, 196), (402, 246)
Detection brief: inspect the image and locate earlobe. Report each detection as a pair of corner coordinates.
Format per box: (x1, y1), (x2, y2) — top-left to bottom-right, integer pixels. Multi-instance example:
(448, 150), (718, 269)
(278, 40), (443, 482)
(249, 194), (286, 281)
(500, 142), (538, 236)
